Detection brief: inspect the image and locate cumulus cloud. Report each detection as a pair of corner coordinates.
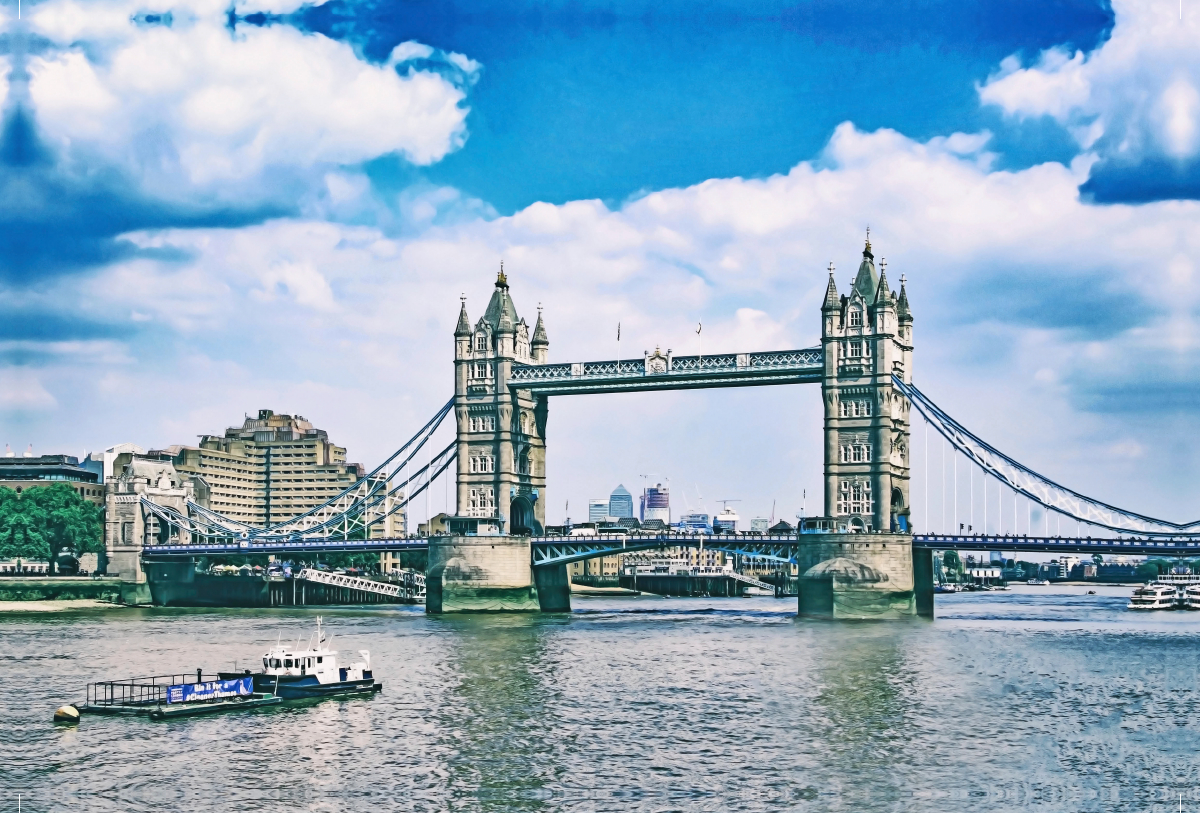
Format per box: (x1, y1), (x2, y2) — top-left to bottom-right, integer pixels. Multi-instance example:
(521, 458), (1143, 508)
(27, 0), (478, 196)
(15, 124), (1200, 519)
(980, 0), (1200, 199)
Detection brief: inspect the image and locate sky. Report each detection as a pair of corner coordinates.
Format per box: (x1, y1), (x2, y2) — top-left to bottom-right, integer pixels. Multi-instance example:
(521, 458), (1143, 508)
(3, 0), (1199, 531)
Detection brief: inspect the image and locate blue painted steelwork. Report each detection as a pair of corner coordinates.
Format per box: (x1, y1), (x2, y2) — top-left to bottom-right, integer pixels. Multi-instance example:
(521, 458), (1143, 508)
(141, 531), (1200, 563)
(142, 538), (433, 558)
(530, 534), (800, 565)
(914, 534), (1200, 557)
(507, 349), (823, 396)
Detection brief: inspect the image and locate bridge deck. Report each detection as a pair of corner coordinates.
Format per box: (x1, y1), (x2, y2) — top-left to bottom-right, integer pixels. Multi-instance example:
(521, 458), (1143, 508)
(141, 533), (1200, 561)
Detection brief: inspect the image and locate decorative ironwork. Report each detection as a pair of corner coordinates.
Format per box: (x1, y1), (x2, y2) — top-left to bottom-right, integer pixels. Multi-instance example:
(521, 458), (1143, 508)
(509, 347), (824, 396)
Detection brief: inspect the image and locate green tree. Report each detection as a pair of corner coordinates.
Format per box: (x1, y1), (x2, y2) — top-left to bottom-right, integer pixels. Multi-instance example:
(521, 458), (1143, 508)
(25, 484), (104, 572)
(1092, 554), (1104, 565)
(0, 485), (103, 573)
(942, 550), (962, 575)
(0, 508), (52, 566)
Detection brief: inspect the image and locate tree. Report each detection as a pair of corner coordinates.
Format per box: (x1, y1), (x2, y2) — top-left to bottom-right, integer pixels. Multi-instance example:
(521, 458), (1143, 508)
(1092, 554), (1104, 565)
(0, 509), (52, 566)
(0, 485), (103, 573)
(942, 551), (962, 575)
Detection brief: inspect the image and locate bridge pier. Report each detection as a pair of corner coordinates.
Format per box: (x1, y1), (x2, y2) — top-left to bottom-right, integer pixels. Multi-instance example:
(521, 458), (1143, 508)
(533, 563), (572, 612)
(426, 536), (540, 613)
(795, 533), (917, 620)
(912, 547), (934, 618)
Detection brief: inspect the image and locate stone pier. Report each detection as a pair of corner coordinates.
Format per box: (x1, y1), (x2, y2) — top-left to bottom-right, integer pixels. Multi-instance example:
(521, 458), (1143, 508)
(795, 532), (919, 620)
(426, 536), (541, 613)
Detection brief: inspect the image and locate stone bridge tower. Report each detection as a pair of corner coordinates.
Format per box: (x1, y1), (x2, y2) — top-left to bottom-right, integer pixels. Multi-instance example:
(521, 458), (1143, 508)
(820, 234), (913, 533)
(453, 269), (549, 535)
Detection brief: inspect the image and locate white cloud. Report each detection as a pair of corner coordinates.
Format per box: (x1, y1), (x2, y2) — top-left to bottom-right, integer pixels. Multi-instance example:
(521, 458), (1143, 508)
(27, 0), (478, 196)
(0, 368), (58, 413)
(980, 0), (1200, 162)
(18, 123), (1200, 522)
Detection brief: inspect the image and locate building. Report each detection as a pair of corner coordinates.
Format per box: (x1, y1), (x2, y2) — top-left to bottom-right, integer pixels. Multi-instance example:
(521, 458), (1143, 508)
(678, 512), (710, 533)
(820, 235), (913, 532)
(454, 270), (549, 534)
(750, 517), (769, 533)
(83, 443), (146, 483)
(609, 484), (634, 519)
(166, 410), (368, 528)
(0, 450), (105, 505)
(588, 499), (609, 524)
(641, 482), (670, 523)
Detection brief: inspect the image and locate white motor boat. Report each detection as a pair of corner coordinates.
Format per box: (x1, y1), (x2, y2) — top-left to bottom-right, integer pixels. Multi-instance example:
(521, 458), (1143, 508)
(1128, 583), (1178, 611)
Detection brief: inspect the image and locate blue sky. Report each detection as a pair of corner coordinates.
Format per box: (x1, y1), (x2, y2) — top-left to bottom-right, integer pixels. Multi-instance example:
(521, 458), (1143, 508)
(4, 0), (1200, 530)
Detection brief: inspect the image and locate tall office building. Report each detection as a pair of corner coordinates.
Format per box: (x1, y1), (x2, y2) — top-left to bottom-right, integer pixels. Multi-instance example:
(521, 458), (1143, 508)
(588, 499), (609, 523)
(609, 485), (634, 519)
(641, 482), (670, 524)
(169, 409), (370, 528)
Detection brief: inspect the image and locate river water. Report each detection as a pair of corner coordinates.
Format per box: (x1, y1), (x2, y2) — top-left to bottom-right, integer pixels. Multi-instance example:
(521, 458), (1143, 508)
(3, 584), (1199, 812)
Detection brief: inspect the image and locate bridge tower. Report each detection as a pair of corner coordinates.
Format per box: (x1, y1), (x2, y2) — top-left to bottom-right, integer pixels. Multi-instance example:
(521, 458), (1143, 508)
(453, 268), (549, 535)
(820, 234), (913, 533)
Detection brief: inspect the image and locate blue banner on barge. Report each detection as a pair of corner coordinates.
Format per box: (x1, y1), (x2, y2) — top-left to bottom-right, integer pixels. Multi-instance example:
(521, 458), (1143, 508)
(167, 676), (253, 704)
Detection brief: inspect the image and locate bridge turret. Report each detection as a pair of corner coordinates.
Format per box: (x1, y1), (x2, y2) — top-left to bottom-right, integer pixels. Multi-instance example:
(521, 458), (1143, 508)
(531, 307), (549, 363)
(453, 268), (548, 538)
(820, 234), (911, 534)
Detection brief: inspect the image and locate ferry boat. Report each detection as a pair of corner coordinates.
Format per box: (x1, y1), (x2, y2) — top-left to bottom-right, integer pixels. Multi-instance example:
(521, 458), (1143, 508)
(1026, 579), (1049, 586)
(1128, 583), (1178, 611)
(1185, 584), (1200, 610)
(221, 618), (381, 700)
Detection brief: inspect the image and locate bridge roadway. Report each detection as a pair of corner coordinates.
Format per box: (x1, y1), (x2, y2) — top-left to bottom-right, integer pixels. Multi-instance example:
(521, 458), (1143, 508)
(141, 532), (1200, 562)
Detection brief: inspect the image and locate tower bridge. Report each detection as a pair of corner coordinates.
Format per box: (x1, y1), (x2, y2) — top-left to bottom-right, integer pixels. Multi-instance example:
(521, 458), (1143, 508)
(112, 235), (1200, 617)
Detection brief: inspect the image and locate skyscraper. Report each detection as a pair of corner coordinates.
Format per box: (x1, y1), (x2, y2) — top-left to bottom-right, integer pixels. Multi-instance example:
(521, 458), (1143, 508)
(588, 499), (609, 523)
(609, 484), (634, 519)
(641, 482), (670, 523)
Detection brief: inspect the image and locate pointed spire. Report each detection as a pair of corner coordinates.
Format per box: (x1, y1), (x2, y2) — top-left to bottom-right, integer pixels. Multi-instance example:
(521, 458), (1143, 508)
(852, 235), (879, 303)
(874, 257), (894, 306)
(532, 303), (548, 345)
(822, 262), (840, 311)
(455, 294), (471, 337)
(897, 273), (912, 320)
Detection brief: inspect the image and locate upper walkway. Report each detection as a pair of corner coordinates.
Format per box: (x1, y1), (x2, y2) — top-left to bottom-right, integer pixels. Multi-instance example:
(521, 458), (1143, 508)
(507, 348), (823, 396)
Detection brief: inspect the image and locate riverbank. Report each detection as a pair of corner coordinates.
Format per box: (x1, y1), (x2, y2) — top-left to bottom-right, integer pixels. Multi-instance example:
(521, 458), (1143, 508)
(0, 577), (123, 603)
(0, 599), (125, 612)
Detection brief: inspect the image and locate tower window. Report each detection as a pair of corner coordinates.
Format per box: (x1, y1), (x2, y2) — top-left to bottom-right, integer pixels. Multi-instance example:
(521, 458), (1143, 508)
(848, 309), (862, 327)
(475, 334), (487, 351)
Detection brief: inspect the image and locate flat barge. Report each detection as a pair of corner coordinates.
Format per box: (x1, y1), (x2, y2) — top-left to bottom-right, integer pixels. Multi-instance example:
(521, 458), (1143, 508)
(79, 672), (281, 720)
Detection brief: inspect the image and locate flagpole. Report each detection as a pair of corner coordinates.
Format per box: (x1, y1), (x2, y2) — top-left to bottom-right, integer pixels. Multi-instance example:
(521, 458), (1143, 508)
(616, 322), (621, 376)
(697, 321), (702, 369)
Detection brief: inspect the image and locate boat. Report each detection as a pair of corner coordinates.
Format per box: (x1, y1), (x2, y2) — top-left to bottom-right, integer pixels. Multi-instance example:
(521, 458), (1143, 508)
(220, 617), (381, 700)
(1026, 579), (1049, 586)
(1184, 584), (1200, 610)
(1128, 582), (1178, 611)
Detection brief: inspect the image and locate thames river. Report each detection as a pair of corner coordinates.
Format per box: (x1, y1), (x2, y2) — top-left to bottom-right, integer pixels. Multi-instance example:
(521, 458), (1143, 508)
(4, 585), (1199, 812)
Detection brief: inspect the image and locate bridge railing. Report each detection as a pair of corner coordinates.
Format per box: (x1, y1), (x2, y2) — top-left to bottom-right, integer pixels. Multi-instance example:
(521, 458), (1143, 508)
(508, 348), (823, 384)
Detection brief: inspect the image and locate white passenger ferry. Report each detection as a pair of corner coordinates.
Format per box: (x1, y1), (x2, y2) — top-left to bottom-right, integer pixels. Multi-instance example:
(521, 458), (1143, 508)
(1185, 584), (1200, 611)
(1128, 583), (1179, 610)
